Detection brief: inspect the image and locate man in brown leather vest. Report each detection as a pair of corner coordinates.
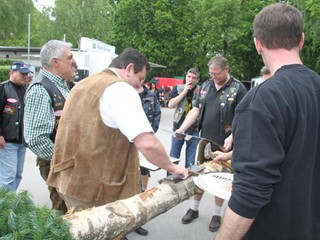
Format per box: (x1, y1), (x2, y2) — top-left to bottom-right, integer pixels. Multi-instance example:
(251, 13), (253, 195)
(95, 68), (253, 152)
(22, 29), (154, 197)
(47, 48), (188, 213)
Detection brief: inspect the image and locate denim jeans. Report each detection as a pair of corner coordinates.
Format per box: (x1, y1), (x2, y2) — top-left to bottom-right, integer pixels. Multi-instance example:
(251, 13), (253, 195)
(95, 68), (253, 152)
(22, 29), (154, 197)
(169, 130), (199, 168)
(0, 142), (26, 191)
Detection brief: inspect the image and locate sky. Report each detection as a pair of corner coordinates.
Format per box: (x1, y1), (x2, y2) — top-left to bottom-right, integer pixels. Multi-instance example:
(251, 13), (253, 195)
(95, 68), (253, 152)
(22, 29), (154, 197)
(33, 0), (55, 11)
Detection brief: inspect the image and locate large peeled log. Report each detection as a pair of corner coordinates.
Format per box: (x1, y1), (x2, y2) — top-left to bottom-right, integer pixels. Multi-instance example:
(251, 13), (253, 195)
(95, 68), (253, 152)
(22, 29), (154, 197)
(64, 177), (198, 239)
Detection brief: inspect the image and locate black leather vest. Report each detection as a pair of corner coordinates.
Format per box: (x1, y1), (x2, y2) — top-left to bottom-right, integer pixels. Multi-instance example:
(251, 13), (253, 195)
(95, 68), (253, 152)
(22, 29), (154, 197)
(28, 74), (65, 143)
(198, 77), (242, 137)
(0, 80), (25, 142)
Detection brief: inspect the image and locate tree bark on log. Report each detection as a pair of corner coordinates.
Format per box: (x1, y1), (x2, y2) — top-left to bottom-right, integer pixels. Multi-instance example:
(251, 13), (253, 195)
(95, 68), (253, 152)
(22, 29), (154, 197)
(64, 177), (199, 239)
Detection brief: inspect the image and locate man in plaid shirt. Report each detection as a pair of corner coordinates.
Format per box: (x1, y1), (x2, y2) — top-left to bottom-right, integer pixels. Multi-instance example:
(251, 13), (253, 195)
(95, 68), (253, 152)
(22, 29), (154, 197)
(24, 40), (77, 213)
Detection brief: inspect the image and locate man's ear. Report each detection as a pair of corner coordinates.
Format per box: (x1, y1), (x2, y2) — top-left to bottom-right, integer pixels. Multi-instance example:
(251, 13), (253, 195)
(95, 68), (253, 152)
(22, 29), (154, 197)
(126, 63), (134, 73)
(299, 33), (305, 50)
(51, 58), (59, 67)
(254, 37), (262, 55)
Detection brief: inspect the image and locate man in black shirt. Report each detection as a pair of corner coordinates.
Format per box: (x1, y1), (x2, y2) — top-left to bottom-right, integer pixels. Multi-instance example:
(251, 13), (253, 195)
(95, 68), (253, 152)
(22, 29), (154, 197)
(176, 56), (247, 232)
(0, 62), (29, 191)
(216, 3), (320, 240)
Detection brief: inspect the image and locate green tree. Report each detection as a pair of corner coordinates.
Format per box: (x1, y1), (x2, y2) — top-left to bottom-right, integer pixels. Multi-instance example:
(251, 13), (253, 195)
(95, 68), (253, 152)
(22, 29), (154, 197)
(30, 6), (58, 46)
(302, 0), (320, 72)
(282, 0), (320, 73)
(197, 0), (275, 81)
(112, 0), (203, 79)
(51, 0), (115, 47)
(1, 0), (319, 79)
(0, 0), (35, 46)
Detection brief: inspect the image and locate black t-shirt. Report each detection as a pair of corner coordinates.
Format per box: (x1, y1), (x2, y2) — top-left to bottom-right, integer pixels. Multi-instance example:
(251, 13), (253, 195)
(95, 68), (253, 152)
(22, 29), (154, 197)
(200, 83), (225, 144)
(198, 78), (247, 145)
(229, 64), (320, 239)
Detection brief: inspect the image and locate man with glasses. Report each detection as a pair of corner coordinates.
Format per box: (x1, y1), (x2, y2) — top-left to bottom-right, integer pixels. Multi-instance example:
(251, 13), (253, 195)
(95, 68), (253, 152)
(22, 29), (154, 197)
(0, 62), (30, 191)
(24, 40), (77, 213)
(176, 56), (247, 232)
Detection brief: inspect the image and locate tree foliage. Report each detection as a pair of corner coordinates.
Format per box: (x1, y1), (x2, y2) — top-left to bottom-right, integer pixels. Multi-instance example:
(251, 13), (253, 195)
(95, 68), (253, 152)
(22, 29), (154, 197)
(111, 0), (203, 78)
(51, 0), (115, 47)
(0, 0), (319, 80)
(0, 0), (34, 46)
(111, 0), (278, 81)
(302, 0), (320, 72)
(195, 0), (277, 81)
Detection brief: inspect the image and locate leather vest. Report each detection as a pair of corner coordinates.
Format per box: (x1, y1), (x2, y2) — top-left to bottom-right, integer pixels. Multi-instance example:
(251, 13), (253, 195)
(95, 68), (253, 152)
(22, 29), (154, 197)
(47, 70), (140, 205)
(0, 80), (25, 142)
(198, 77), (242, 137)
(28, 74), (65, 143)
(173, 84), (200, 124)
(140, 85), (160, 132)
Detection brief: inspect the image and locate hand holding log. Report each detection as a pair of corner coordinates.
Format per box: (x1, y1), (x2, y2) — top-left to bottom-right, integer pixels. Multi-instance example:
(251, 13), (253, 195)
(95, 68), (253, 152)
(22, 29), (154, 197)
(204, 143), (233, 172)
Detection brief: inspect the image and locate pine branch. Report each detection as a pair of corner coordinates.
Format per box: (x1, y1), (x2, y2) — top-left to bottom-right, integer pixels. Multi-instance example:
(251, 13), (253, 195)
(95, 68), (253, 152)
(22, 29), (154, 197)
(0, 188), (72, 240)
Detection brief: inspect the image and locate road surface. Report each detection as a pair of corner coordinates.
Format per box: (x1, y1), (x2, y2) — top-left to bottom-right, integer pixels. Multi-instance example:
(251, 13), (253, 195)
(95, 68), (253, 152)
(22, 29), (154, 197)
(18, 107), (224, 239)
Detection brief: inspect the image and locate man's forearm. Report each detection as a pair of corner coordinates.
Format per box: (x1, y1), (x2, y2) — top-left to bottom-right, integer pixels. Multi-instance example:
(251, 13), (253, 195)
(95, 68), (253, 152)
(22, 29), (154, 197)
(135, 132), (177, 173)
(215, 207), (254, 240)
(177, 107), (199, 133)
(168, 92), (186, 108)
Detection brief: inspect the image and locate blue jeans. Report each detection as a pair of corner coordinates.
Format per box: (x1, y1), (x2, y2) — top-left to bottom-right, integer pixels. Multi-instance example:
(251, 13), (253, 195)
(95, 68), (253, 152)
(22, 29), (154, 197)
(0, 143), (26, 191)
(169, 130), (199, 168)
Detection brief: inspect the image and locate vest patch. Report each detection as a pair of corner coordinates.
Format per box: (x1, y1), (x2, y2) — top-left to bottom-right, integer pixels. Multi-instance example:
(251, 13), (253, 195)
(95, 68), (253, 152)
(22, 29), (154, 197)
(54, 110), (63, 117)
(54, 102), (63, 107)
(7, 98), (18, 103)
(200, 89), (207, 99)
(3, 105), (15, 115)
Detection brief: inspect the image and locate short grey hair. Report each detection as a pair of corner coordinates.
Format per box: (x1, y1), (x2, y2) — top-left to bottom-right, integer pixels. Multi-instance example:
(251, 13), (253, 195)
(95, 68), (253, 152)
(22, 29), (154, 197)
(207, 55), (229, 70)
(40, 40), (72, 67)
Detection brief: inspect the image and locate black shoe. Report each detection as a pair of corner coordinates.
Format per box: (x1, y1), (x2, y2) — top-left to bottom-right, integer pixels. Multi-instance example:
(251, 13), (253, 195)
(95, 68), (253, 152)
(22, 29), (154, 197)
(135, 227), (149, 236)
(123, 237), (128, 240)
(209, 215), (221, 232)
(181, 208), (199, 224)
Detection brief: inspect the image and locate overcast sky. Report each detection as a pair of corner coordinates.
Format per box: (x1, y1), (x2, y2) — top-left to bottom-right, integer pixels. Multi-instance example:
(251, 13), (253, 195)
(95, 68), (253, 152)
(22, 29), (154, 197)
(33, 0), (55, 10)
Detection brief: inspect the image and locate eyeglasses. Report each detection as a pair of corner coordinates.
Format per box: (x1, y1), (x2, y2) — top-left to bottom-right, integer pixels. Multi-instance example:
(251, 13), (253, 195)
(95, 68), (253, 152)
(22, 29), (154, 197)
(209, 70), (224, 77)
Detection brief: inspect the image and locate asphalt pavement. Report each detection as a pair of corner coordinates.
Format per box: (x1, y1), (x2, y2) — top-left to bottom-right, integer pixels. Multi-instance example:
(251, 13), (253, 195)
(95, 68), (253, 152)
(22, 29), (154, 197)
(18, 107), (224, 240)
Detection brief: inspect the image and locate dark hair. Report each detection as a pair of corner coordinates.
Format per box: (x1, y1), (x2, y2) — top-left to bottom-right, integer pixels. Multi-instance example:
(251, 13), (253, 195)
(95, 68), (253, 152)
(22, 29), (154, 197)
(207, 55), (229, 70)
(109, 48), (150, 73)
(187, 68), (200, 79)
(253, 3), (303, 50)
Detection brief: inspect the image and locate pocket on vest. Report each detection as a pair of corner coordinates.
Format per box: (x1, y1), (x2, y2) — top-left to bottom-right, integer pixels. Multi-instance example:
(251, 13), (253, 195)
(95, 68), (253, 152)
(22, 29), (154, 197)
(95, 172), (140, 204)
(52, 159), (75, 173)
(95, 175), (127, 204)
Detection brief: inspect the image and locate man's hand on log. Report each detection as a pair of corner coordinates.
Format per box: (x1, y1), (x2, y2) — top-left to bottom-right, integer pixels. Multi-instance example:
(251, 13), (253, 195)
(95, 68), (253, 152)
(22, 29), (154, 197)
(169, 165), (189, 179)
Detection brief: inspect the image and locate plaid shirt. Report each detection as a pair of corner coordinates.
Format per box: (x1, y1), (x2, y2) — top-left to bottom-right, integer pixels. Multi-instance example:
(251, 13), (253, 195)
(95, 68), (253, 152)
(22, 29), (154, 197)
(24, 69), (69, 160)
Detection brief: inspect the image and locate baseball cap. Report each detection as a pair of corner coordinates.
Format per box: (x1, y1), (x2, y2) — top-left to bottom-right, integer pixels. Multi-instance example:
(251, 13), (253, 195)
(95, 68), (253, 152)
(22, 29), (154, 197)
(10, 62), (30, 74)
